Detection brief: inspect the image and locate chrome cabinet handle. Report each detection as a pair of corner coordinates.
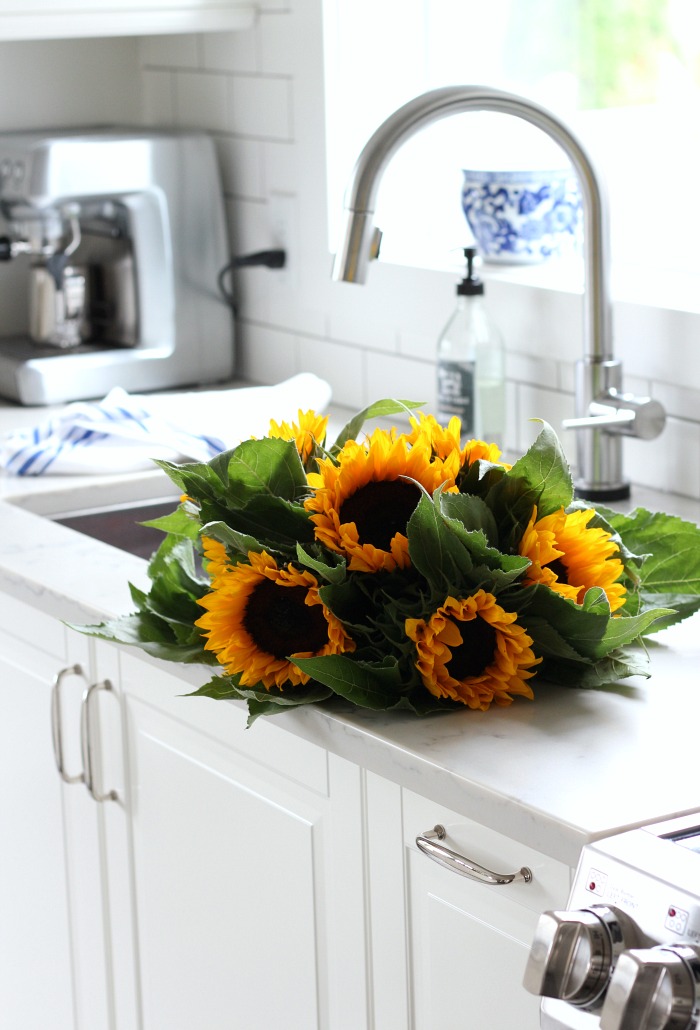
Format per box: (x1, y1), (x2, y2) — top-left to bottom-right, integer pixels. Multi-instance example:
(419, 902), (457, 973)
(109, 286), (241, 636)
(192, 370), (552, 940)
(416, 825), (532, 886)
(80, 679), (119, 803)
(50, 663), (86, 785)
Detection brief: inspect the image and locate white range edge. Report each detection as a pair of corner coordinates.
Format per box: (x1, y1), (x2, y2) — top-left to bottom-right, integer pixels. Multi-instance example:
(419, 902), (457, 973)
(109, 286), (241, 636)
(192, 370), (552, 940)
(3, 392), (700, 868)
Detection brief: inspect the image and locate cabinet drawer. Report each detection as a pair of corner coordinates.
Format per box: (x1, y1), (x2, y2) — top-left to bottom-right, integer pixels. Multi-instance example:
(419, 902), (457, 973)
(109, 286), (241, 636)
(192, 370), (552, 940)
(0, 594), (66, 664)
(118, 651), (330, 797)
(404, 788), (571, 915)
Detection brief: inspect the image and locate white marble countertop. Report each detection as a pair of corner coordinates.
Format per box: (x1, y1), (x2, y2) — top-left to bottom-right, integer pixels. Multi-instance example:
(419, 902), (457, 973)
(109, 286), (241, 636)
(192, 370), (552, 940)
(3, 388), (700, 868)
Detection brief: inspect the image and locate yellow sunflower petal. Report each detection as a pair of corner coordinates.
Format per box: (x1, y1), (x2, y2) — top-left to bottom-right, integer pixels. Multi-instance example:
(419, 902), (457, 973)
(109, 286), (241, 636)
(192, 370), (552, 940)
(268, 409), (329, 463)
(303, 427), (455, 572)
(405, 590), (540, 711)
(195, 549), (354, 690)
(519, 506), (626, 611)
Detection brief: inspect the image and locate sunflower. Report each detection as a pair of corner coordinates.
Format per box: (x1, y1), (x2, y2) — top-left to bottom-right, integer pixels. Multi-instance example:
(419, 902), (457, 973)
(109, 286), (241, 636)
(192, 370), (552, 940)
(405, 590), (540, 710)
(518, 506), (627, 612)
(268, 408), (329, 464)
(406, 412), (510, 478)
(195, 540), (354, 689)
(304, 426), (453, 572)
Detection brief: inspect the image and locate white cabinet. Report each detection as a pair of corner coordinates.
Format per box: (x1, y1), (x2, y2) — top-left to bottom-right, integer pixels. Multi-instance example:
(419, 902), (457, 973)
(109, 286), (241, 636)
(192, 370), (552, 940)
(0, 597), (111, 1030)
(1, 583), (570, 1030)
(0, 0), (255, 42)
(365, 778), (571, 1030)
(0, 589), (369, 1029)
(112, 651), (369, 1030)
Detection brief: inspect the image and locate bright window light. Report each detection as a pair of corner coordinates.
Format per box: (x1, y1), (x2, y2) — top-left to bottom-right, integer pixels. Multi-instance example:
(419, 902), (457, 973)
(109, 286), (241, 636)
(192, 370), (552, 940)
(323, 0), (700, 286)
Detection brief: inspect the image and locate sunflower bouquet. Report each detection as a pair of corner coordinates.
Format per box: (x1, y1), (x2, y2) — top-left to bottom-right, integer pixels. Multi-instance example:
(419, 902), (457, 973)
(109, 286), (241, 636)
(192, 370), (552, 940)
(79, 399), (700, 725)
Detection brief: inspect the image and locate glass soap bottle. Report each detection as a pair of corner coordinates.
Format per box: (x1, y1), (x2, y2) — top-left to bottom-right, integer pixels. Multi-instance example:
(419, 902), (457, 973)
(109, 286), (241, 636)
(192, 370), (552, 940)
(436, 246), (505, 447)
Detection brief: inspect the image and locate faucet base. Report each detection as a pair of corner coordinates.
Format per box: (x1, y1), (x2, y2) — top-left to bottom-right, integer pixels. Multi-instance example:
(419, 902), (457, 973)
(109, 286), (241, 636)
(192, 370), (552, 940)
(573, 481), (631, 503)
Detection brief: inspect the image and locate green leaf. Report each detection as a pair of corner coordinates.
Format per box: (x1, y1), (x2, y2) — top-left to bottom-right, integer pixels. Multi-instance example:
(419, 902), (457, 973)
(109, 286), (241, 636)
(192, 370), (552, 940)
(595, 605), (676, 656)
(69, 613), (210, 663)
(228, 495), (315, 547)
(407, 492), (474, 588)
(331, 399), (424, 452)
(199, 520), (262, 557)
(439, 490), (499, 546)
(487, 421), (573, 545)
(293, 654), (406, 709)
(605, 507), (700, 596)
(224, 437), (308, 505)
(295, 544), (347, 584)
(154, 457), (226, 500)
(543, 647), (652, 688)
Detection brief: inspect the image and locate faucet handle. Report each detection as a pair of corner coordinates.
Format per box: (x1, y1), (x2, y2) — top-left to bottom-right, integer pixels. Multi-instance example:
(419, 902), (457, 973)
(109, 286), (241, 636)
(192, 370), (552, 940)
(563, 390), (665, 441)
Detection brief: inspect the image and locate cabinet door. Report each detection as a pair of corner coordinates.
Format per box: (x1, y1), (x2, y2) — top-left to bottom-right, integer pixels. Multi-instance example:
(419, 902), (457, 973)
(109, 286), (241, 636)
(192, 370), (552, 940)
(0, 601), (75, 1030)
(0, 598), (115, 1030)
(402, 790), (571, 1030)
(116, 653), (368, 1030)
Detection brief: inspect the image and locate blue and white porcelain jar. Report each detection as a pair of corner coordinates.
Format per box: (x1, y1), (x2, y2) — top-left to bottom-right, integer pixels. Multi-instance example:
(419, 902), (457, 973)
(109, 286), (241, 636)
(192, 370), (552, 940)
(461, 168), (582, 264)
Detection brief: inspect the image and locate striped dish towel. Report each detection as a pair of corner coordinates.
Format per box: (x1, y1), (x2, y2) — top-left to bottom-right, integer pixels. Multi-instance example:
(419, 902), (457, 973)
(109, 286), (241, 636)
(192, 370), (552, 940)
(0, 374), (333, 476)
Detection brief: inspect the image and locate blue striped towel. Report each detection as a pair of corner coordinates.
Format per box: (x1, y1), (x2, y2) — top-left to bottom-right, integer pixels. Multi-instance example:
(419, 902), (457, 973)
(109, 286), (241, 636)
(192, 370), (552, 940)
(0, 374), (333, 476)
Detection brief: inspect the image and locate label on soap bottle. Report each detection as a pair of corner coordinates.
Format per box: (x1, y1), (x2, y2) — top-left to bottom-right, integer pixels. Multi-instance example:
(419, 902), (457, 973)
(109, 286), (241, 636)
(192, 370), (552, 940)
(437, 360), (476, 434)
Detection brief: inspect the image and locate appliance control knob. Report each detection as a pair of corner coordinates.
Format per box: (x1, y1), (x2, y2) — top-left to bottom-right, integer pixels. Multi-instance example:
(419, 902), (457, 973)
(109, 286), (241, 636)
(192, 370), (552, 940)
(600, 945), (700, 1030)
(524, 906), (642, 1009)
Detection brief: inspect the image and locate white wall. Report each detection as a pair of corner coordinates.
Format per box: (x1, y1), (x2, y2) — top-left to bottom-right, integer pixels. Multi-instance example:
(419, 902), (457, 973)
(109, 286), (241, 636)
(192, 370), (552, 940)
(0, 5), (698, 499)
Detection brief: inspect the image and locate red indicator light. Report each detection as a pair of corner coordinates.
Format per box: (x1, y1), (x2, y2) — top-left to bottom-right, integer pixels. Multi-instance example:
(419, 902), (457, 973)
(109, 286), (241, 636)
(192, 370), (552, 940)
(589, 882), (596, 891)
(669, 907), (676, 918)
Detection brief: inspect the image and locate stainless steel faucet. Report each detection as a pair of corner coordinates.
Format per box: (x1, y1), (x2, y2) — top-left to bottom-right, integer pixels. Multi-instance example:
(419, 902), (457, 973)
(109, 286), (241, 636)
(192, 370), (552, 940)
(332, 85), (665, 501)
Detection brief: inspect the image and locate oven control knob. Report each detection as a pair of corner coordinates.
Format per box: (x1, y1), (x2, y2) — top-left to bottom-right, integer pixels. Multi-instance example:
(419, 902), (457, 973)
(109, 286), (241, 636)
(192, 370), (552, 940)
(524, 906), (642, 1009)
(600, 945), (700, 1030)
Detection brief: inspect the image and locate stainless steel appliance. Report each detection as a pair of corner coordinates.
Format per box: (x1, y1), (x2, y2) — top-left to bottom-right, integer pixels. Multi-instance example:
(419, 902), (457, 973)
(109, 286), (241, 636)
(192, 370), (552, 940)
(0, 128), (234, 405)
(524, 813), (700, 1029)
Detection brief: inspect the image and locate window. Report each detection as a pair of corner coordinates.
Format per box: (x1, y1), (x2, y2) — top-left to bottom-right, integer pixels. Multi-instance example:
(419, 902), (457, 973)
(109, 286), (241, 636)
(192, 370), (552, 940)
(323, 0), (700, 288)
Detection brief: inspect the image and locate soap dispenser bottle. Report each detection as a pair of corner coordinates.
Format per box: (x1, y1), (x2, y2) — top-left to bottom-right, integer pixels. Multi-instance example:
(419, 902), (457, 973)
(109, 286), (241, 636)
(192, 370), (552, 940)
(436, 246), (505, 447)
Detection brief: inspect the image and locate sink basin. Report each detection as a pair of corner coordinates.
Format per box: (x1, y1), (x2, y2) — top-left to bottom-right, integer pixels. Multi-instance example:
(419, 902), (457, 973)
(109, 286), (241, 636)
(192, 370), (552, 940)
(53, 498), (179, 560)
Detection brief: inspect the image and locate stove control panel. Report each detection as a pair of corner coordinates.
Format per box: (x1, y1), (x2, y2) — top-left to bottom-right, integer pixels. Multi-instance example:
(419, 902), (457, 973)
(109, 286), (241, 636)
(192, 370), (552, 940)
(525, 815), (700, 1029)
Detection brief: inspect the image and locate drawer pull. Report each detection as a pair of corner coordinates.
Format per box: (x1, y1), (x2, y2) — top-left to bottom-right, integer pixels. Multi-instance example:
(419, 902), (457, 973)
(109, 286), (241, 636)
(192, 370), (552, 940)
(80, 679), (119, 803)
(50, 664), (86, 785)
(416, 824), (532, 886)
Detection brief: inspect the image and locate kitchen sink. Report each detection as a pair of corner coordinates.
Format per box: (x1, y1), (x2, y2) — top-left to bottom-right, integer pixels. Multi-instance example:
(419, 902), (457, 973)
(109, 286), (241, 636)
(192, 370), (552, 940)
(53, 498), (180, 560)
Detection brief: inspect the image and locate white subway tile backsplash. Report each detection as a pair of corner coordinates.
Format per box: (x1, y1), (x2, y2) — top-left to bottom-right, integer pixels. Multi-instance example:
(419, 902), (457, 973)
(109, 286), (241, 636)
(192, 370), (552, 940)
(516, 383), (577, 458)
(651, 381), (700, 422)
(261, 140), (299, 194)
(141, 69), (175, 126)
(202, 29), (258, 74)
(624, 417), (700, 499)
(296, 336), (365, 410)
(507, 350), (558, 391)
(258, 11), (302, 75)
(365, 351), (435, 411)
(174, 70), (228, 132)
(227, 74), (293, 140)
(139, 34), (200, 70)
(236, 322), (299, 383)
(216, 136), (264, 199)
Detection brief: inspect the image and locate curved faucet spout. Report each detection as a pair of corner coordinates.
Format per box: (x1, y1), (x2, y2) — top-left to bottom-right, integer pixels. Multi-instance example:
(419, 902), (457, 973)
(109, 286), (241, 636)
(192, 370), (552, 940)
(332, 85), (665, 501)
(332, 84), (612, 363)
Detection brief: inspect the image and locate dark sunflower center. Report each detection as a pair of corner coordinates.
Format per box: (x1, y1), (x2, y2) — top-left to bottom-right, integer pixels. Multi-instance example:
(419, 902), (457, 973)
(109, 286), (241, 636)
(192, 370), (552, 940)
(339, 479), (421, 550)
(244, 580), (328, 659)
(447, 618), (497, 680)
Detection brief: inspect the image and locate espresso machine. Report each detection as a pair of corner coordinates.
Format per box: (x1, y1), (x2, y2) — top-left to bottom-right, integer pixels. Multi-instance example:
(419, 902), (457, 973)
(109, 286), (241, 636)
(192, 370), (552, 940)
(0, 128), (235, 405)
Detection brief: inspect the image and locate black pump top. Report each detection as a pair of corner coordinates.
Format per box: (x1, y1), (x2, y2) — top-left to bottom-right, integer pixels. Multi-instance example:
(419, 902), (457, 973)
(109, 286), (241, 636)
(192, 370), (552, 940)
(456, 246), (484, 296)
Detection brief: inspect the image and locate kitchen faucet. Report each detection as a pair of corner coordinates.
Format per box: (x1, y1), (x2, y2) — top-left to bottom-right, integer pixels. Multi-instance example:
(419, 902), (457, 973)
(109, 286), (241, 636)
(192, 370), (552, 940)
(332, 85), (665, 501)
